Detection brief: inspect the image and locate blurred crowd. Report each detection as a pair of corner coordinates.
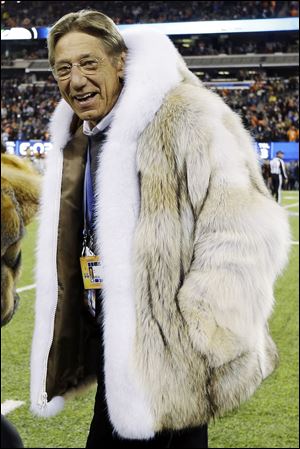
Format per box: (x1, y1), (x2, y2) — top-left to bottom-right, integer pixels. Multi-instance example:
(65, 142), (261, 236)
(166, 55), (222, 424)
(2, 71), (298, 144)
(1, 77), (60, 141)
(215, 73), (299, 142)
(1, 47), (48, 63)
(2, 34), (298, 63)
(1, 1), (299, 28)
(178, 35), (298, 56)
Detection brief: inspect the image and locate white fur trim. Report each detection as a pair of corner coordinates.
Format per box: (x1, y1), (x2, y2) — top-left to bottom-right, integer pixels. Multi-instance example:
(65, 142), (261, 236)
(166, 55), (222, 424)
(30, 100), (74, 416)
(93, 29), (184, 438)
(31, 396), (65, 418)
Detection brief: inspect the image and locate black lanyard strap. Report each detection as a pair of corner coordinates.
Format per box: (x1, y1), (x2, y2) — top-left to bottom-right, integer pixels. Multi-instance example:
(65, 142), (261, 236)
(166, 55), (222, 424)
(83, 138), (94, 237)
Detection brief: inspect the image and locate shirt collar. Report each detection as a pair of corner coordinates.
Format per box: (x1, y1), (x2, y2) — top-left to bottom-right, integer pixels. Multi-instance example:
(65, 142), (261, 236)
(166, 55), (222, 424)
(83, 89), (124, 136)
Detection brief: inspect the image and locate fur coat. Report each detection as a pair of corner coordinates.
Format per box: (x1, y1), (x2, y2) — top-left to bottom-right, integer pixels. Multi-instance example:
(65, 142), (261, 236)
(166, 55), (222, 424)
(30, 29), (290, 439)
(1, 154), (40, 326)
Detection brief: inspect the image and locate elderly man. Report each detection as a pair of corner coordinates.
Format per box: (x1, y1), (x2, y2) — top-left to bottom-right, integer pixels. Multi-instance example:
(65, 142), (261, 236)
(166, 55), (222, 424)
(30, 10), (290, 449)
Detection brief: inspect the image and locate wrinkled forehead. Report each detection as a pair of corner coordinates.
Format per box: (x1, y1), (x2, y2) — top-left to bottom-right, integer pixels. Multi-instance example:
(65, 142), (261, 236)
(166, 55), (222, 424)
(54, 31), (106, 64)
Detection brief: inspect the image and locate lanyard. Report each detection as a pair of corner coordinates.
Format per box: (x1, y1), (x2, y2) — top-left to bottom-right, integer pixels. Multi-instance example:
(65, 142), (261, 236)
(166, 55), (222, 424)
(83, 138), (94, 237)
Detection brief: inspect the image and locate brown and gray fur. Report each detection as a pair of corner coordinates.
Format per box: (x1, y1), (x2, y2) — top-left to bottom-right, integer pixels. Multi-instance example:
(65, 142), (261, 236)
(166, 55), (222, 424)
(133, 82), (288, 430)
(1, 154), (40, 326)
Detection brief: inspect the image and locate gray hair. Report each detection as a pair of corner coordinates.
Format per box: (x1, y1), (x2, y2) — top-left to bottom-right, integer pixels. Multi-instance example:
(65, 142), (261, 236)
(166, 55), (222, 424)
(48, 9), (127, 67)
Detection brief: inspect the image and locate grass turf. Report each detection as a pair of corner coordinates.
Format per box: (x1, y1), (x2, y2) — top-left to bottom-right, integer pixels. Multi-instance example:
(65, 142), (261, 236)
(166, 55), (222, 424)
(1, 191), (299, 448)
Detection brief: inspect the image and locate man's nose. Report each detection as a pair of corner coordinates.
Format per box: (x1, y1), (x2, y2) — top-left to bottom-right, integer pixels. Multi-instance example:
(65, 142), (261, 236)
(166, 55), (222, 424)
(69, 66), (87, 89)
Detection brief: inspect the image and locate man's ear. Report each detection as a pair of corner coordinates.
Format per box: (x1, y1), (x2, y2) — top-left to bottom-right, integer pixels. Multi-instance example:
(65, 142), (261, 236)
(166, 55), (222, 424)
(118, 51), (126, 79)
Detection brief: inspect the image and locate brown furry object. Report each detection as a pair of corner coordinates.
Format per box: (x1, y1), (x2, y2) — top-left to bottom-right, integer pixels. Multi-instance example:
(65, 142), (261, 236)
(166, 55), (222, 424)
(1, 154), (41, 326)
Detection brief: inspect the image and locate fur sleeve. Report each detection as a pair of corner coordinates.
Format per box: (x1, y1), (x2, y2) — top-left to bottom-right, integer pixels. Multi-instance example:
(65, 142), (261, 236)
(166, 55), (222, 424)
(177, 112), (290, 370)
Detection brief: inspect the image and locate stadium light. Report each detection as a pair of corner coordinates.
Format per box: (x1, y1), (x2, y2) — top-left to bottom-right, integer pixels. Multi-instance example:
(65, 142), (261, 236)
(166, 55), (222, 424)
(1, 17), (298, 40)
(1, 27), (33, 39)
(117, 17), (299, 35)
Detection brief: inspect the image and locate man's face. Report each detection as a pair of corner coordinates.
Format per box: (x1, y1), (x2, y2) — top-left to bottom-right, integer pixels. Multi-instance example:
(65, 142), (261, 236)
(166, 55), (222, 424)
(54, 31), (125, 127)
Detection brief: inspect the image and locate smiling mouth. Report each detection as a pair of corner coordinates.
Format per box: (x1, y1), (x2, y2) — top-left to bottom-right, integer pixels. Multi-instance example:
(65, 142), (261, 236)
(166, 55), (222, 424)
(73, 92), (98, 102)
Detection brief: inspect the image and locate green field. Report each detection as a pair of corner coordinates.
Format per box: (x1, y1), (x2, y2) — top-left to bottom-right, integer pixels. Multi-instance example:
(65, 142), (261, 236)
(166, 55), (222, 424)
(1, 191), (299, 448)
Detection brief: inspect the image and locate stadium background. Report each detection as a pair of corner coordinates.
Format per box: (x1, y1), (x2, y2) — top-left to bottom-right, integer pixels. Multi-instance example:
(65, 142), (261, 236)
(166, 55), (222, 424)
(1, 1), (299, 448)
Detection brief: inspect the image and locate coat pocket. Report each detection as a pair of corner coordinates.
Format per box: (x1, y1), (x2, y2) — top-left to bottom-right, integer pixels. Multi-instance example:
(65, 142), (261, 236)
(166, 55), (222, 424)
(177, 271), (251, 368)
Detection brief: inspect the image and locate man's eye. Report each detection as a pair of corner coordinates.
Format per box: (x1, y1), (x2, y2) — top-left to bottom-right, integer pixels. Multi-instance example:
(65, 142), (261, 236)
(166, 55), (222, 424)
(57, 65), (70, 74)
(81, 60), (98, 69)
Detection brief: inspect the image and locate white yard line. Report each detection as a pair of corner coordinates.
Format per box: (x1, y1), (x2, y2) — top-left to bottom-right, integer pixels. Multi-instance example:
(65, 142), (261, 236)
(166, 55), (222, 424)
(1, 400), (25, 415)
(291, 241), (299, 245)
(16, 284), (36, 293)
(284, 202), (299, 210)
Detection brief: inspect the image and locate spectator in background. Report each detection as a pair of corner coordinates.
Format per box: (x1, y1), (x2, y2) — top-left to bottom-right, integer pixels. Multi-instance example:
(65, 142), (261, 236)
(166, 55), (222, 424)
(286, 162), (295, 190)
(287, 125), (299, 142)
(270, 151), (288, 203)
(289, 1), (299, 16)
(294, 160), (299, 189)
(286, 161), (299, 190)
